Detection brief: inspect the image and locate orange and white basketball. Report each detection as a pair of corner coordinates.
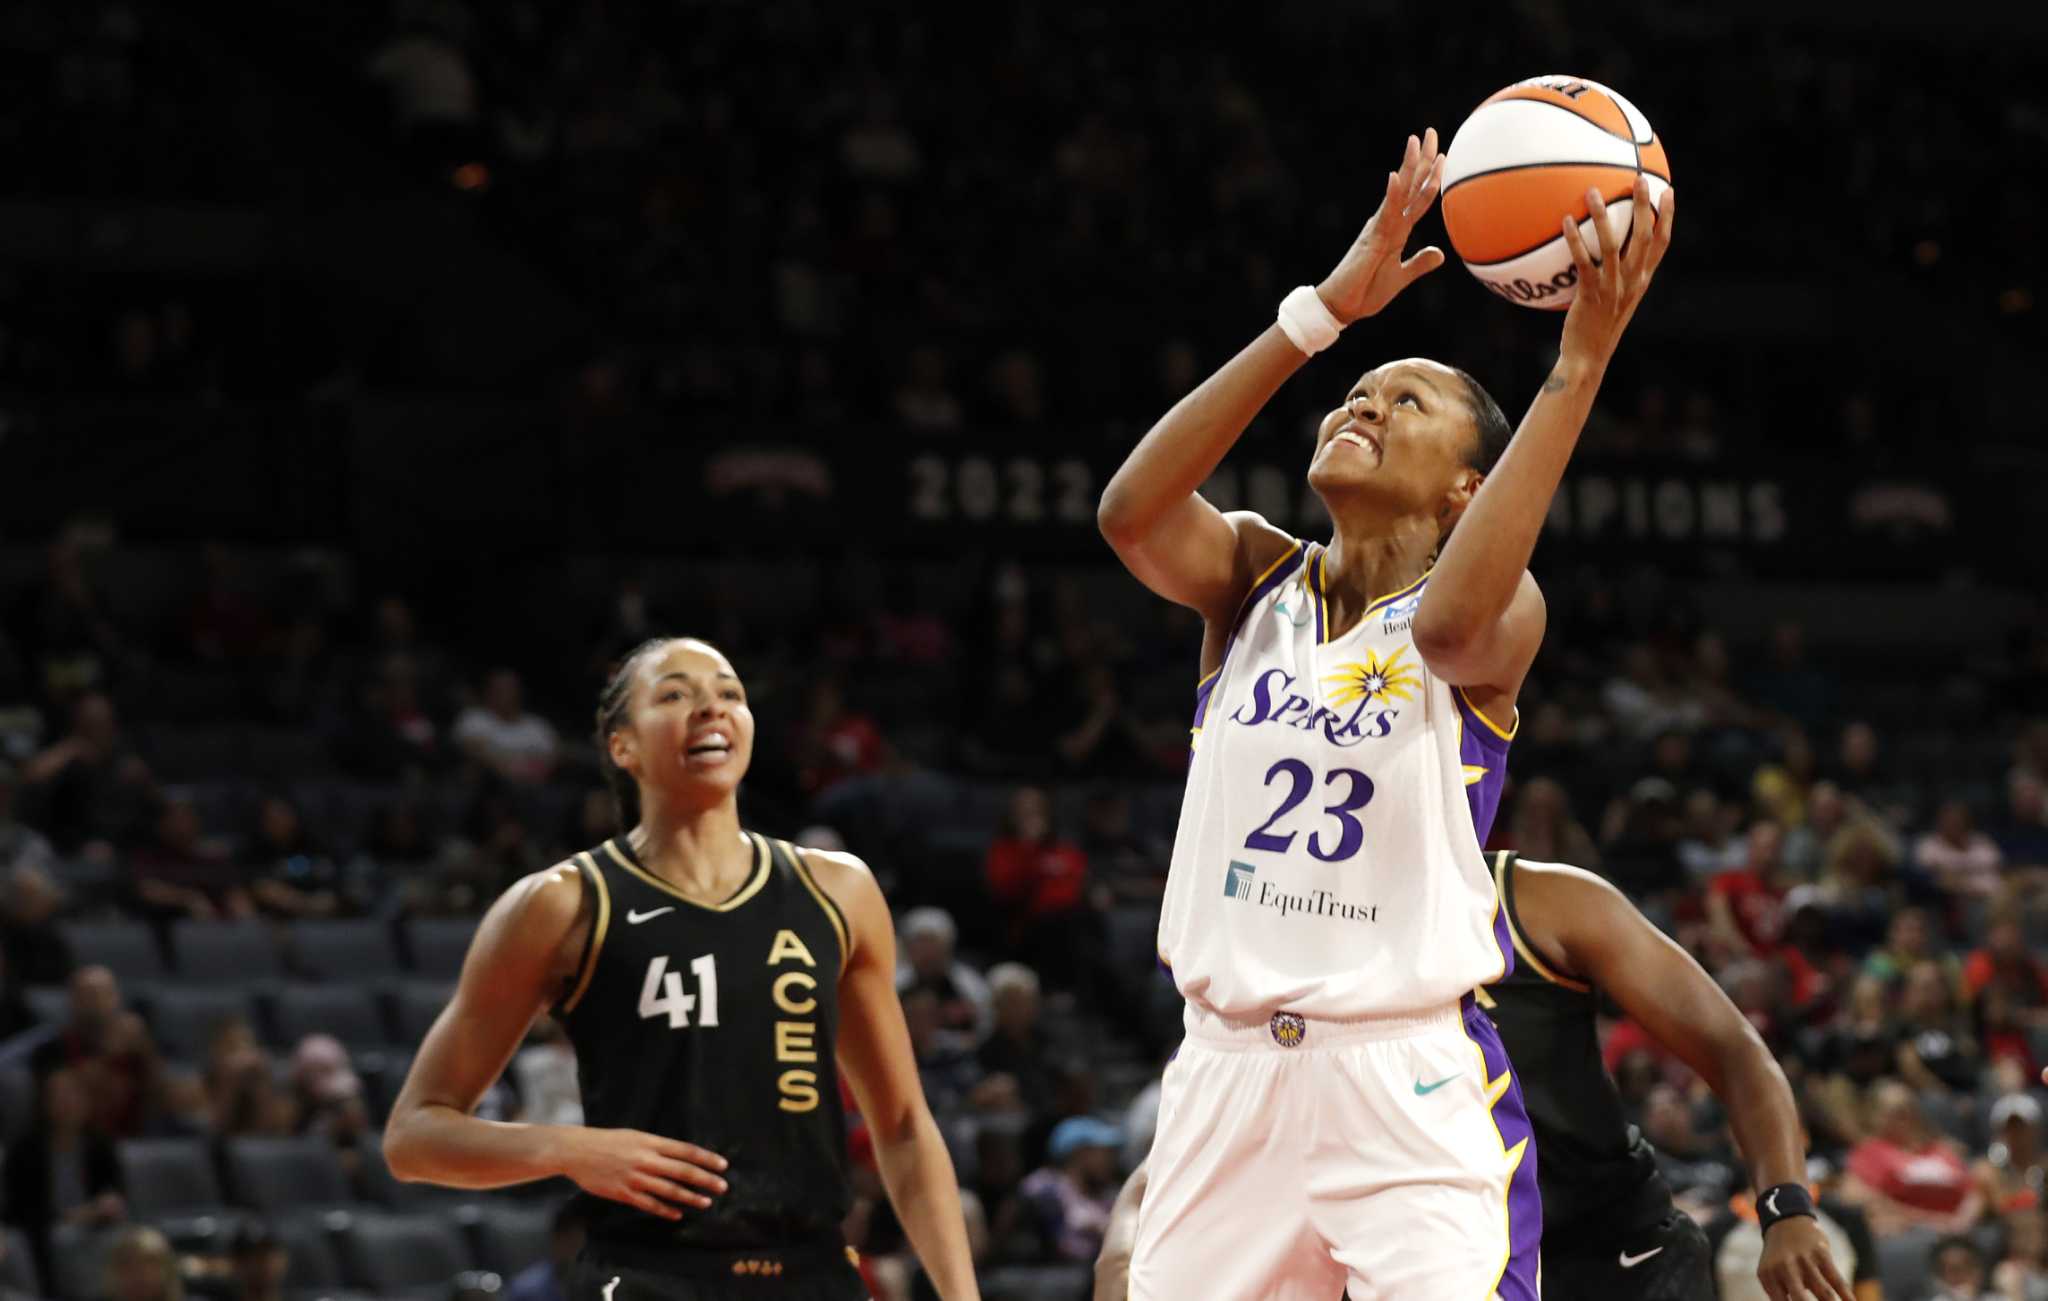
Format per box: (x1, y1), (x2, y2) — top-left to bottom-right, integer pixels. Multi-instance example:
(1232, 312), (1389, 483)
(1441, 76), (1672, 310)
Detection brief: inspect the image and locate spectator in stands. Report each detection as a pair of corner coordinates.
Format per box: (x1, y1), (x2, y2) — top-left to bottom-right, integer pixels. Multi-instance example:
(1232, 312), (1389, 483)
(1841, 1079), (1983, 1235)
(1015, 1115), (1120, 1263)
(1640, 1082), (1737, 1216)
(12, 536), (124, 705)
(1993, 767), (2048, 871)
(893, 345), (963, 432)
(1676, 787), (1741, 882)
(1896, 958), (1983, 1092)
(1508, 776), (1601, 873)
(0, 1066), (122, 1287)
(205, 1017), (296, 1138)
(978, 963), (1054, 1121)
(243, 795), (342, 919)
(1992, 1207), (2048, 1300)
(85, 1009), (176, 1139)
(129, 797), (252, 922)
(224, 1221), (289, 1301)
(1806, 972), (1904, 1147)
(901, 985), (982, 1117)
(178, 544), (270, 666)
(986, 785), (1094, 992)
(1978, 1093), (2046, 1215)
(0, 860), (73, 986)
(1816, 819), (1906, 953)
(1978, 982), (2042, 1080)
(1078, 786), (1167, 904)
(349, 801), (433, 915)
(1832, 719), (1913, 827)
(0, 759), (56, 873)
(103, 1225), (182, 1301)
(334, 652), (440, 781)
(1864, 905), (1958, 989)
(452, 668), (557, 785)
(30, 965), (124, 1078)
(1706, 821), (1789, 959)
(895, 907), (993, 1044)
(1965, 910), (2048, 1013)
(505, 1200), (587, 1301)
(1598, 777), (1687, 902)
(510, 1017), (582, 1127)
(17, 691), (156, 857)
(1928, 1233), (1989, 1301)
(789, 676), (890, 797)
(1781, 780), (1852, 879)
(1750, 727), (1819, 831)
(1917, 798), (2006, 898)
(289, 1034), (369, 1171)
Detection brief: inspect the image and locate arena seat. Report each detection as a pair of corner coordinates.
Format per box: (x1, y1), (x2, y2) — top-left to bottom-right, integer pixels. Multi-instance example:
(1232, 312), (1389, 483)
(288, 918), (401, 981)
(462, 1198), (559, 1276)
(46, 1221), (112, 1301)
(981, 1263), (1094, 1300)
(224, 1135), (356, 1213)
(170, 920), (284, 985)
(404, 918), (477, 979)
(144, 986), (256, 1060)
(270, 1211), (344, 1291)
(336, 1212), (473, 1294)
(392, 980), (454, 1043)
(59, 921), (167, 984)
(0, 1063), (32, 1145)
(117, 1137), (230, 1221)
(268, 983), (389, 1051)
(1875, 1224), (1938, 1301)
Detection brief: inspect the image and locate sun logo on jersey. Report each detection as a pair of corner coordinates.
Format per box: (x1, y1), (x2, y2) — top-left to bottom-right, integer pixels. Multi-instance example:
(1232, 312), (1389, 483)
(1323, 647), (1420, 708)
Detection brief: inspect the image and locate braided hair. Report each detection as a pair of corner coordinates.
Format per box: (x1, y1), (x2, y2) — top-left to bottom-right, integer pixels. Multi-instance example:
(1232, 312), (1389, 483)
(593, 637), (679, 831)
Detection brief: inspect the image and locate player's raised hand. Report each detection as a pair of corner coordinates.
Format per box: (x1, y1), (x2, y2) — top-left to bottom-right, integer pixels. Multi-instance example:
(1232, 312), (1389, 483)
(1314, 129), (1448, 325)
(553, 1126), (730, 1220)
(1558, 174), (1675, 368)
(1757, 1215), (1855, 1301)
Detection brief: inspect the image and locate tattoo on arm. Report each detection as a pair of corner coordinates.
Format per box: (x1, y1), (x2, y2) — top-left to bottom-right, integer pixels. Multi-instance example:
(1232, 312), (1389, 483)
(1541, 371), (1568, 393)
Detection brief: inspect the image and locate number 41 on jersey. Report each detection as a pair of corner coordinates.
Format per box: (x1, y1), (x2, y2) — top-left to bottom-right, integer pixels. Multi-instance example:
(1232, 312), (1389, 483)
(638, 954), (720, 1028)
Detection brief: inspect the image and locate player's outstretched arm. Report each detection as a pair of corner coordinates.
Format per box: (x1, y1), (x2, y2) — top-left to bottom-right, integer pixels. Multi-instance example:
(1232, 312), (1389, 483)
(1098, 131), (1445, 625)
(382, 867), (729, 1219)
(1412, 177), (1675, 691)
(1093, 1158), (1147, 1301)
(1513, 858), (1852, 1301)
(811, 849), (981, 1301)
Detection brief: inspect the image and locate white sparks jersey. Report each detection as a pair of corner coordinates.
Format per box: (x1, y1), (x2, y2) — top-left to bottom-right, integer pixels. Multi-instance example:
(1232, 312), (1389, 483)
(1157, 539), (1517, 1019)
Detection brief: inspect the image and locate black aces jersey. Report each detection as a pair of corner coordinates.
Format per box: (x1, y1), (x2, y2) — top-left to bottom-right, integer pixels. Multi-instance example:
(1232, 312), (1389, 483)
(558, 833), (853, 1254)
(1476, 851), (1674, 1245)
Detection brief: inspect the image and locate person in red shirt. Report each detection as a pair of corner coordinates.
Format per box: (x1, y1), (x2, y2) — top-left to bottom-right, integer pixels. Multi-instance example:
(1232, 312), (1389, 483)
(1963, 911), (2048, 1009)
(1706, 821), (1789, 958)
(1840, 1078), (1983, 1236)
(986, 785), (1094, 991)
(790, 677), (890, 796)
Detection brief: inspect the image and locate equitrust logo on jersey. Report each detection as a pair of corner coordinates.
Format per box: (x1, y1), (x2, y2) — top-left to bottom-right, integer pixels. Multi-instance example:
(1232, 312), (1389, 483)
(1220, 861), (1378, 923)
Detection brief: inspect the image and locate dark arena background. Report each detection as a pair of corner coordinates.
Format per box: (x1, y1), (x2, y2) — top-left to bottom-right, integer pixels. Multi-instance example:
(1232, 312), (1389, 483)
(2, 0), (2046, 1298)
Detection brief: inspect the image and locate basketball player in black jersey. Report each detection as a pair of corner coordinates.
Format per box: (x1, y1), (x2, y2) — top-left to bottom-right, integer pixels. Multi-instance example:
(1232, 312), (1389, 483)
(384, 638), (980, 1299)
(1097, 852), (1854, 1301)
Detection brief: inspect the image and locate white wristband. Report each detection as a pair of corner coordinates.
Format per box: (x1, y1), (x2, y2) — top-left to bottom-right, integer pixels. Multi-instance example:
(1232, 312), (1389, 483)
(1276, 285), (1343, 356)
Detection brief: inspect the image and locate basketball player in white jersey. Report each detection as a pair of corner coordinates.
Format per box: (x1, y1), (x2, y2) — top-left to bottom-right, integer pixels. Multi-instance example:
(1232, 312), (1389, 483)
(1095, 128), (1675, 1299)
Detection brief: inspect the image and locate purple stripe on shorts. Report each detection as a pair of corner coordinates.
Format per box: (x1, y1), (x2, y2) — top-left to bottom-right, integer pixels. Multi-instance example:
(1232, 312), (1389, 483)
(1462, 994), (1542, 1301)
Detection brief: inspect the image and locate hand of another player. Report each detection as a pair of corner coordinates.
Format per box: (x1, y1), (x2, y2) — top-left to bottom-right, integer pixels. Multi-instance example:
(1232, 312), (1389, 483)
(1314, 129), (1447, 325)
(553, 1126), (730, 1221)
(1756, 1216), (1855, 1301)
(1558, 175), (1675, 368)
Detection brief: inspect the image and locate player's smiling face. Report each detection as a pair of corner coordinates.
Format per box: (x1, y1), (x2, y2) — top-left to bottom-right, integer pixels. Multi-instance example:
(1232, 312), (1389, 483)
(1308, 358), (1476, 515)
(611, 639), (755, 801)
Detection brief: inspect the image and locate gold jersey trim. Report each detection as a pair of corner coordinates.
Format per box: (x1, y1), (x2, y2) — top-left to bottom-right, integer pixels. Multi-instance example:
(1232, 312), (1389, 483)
(560, 851), (610, 1014)
(599, 833), (771, 912)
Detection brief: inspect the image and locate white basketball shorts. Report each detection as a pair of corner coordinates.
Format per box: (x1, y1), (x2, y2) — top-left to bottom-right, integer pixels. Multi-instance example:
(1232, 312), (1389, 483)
(1128, 996), (1541, 1301)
